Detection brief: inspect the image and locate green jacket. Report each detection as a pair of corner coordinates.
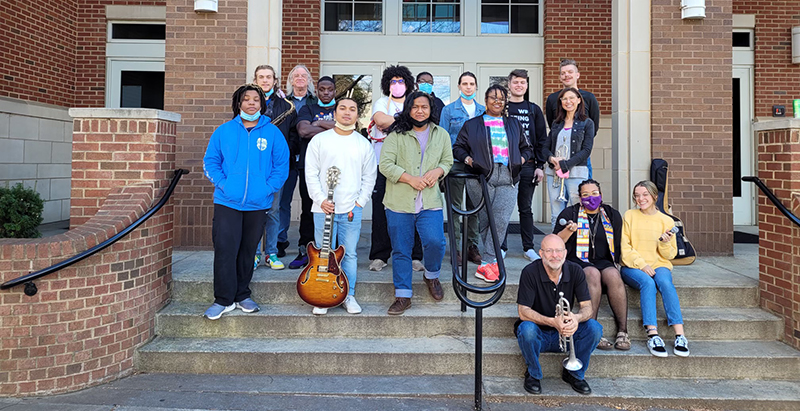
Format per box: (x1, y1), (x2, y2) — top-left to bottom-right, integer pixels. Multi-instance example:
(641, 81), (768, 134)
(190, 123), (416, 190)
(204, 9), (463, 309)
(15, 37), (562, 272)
(379, 124), (453, 213)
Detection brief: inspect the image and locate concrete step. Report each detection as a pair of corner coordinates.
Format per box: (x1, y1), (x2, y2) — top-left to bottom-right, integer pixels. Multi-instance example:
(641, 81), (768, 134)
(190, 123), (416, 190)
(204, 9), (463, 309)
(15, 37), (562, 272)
(135, 337), (800, 380)
(156, 302), (782, 341)
(171, 254), (759, 308)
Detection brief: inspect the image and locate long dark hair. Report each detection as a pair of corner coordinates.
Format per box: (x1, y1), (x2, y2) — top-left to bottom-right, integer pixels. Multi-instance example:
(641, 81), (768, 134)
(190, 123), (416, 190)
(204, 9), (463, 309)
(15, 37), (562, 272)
(231, 83), (267, 119)
(553, 87), (587, 124)
(484, 84), (509, 117)
(388, 91), (439, 134)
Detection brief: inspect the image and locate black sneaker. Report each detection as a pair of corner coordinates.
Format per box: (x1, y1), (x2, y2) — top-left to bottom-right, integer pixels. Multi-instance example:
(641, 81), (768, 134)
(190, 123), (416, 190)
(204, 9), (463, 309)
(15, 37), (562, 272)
(277, 241), (290, 258)
(523, 371), (541, 395)
(288, 251), (308, 269)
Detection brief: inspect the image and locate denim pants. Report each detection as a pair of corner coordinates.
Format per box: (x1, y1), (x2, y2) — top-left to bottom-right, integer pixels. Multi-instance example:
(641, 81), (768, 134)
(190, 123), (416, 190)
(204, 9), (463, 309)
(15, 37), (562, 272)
(620, 266), (684, 327)
(371, 170), (423, 261)
(546, 174), (582, 230)
(386, 209), (446, 298)
(259, 189), (282, 256)
(516, 319), (603, 381)
(313, 207), (362, 296)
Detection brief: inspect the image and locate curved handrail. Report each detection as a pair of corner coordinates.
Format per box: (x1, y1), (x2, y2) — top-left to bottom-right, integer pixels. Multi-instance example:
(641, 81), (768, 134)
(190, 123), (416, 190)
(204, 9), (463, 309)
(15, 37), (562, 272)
(1, 169), (189, 294)
(742, 176), (800, 228)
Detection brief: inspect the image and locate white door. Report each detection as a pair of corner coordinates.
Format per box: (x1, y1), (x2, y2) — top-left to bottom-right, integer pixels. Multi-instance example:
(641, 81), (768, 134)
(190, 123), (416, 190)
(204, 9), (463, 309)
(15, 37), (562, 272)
(732, 66), (755, 225)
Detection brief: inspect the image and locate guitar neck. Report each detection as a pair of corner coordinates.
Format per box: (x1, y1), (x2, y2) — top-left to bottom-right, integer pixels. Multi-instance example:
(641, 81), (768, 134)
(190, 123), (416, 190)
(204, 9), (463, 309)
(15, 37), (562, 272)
(320, 188), (335, 255)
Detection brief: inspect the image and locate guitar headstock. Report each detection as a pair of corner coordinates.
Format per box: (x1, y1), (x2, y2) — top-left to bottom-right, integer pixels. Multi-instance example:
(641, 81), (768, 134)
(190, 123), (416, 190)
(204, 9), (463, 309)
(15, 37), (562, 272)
(326, 166), (341, 189)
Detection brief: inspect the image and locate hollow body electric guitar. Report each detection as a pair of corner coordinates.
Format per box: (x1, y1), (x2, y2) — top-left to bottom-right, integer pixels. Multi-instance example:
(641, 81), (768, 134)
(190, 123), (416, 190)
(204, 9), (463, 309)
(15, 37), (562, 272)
(296, 166), (349, 308)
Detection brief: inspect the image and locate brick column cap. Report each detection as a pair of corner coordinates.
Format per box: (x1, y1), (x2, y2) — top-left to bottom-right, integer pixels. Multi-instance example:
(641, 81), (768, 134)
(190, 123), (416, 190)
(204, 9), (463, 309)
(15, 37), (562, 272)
(753, 118), (800, 132)
(68, 108), (181, 122)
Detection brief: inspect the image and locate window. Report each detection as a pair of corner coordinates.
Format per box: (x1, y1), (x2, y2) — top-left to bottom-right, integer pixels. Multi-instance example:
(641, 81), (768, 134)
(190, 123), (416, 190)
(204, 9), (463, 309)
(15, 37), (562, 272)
(111, 23), (166, 40)
(481, 0), (539, 34)
(324, 0), (382, 32)
(402, 1), (460, 34)
(120, 71), (164, 109)
(732, 31), (752, 48)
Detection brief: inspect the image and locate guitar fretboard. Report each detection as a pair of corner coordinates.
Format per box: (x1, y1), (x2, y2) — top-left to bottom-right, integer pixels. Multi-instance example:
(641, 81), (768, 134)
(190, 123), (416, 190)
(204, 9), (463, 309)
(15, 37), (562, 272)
(320, 186), (334, 258)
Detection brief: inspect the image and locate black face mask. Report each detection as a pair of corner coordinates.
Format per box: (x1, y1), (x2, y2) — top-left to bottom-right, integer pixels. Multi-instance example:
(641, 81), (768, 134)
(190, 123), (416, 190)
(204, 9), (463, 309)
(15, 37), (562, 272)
(410, 118), (430, 128)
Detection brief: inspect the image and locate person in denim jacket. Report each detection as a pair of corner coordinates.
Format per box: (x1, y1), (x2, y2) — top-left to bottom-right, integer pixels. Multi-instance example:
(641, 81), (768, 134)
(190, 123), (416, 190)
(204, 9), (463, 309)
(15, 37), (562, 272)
(439, 72), (486, 266)
(543, 88), (595, 230)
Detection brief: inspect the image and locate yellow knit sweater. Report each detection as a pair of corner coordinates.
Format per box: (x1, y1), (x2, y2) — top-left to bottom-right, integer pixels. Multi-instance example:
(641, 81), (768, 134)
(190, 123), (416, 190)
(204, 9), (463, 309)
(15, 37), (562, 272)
(620, 209), (678, 271)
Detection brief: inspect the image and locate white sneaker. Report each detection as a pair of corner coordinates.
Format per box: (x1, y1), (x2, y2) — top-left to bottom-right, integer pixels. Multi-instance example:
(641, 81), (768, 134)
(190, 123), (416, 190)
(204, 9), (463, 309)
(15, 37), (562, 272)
(501, 249), (507, 259)
(411, 260), (425, 272)
(312, 307), (328, 315)
(524, 249), (541, 261)
(342, 295), (362, 314)
(673, 335), (690, 357)
(369, 259), (388, 271)
(647, 335), (669, 358)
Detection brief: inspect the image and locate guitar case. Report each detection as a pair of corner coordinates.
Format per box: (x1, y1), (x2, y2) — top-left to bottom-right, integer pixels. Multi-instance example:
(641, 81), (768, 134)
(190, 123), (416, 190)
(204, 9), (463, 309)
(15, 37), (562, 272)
(650, 159), (697, 265)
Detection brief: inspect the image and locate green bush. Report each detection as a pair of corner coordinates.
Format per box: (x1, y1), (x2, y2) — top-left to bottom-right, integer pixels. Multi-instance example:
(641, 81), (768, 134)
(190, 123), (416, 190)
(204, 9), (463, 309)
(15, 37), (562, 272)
(0, 183), (44, 238)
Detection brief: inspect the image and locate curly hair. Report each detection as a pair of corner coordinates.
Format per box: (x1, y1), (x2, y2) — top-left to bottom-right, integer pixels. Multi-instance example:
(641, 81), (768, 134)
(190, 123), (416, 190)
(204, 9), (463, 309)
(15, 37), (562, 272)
(388, 91), (439, 134)
(484, 84), (509, 117)
(380, 65), (414, 97)
(231, 83), (267, 119)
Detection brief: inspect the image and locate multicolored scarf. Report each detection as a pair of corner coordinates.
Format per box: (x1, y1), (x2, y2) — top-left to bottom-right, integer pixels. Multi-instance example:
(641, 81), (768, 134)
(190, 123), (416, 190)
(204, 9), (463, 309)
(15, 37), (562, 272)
(576, 206), (615, 262)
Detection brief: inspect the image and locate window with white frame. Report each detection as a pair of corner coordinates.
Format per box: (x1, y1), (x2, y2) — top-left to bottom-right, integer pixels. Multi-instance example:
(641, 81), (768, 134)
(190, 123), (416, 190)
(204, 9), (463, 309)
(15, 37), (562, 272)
(323, 0), (383, 32)
(480, 0), (540, 34)
(402, 0), (460, 33)
(106, 21), (165, 109)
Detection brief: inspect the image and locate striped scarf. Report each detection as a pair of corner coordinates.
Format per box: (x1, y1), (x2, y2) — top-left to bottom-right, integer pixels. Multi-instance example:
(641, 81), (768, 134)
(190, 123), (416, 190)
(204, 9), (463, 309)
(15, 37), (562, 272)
(576, 207), (615, 262)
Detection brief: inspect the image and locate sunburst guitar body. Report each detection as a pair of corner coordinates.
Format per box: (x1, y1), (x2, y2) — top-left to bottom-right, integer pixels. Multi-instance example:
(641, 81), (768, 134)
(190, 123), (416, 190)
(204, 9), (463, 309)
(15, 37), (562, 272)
(296, 166), (349, 308)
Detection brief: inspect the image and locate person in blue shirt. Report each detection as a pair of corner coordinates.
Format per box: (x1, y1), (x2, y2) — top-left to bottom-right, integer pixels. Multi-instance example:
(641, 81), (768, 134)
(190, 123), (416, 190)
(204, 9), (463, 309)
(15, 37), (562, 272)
(202, 83), (290, 320)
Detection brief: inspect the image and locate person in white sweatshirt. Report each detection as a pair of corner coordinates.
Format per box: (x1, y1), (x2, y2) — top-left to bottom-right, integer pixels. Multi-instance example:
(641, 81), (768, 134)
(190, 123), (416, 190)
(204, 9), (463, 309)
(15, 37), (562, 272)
(304, 97), (377, 315)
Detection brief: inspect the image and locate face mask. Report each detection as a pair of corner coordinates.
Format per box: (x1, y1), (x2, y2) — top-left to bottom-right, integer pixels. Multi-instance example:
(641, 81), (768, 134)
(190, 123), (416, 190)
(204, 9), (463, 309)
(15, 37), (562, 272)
(418, 83), (433, 94)
(240, 111), (261, 122)
(410, 118), (429, 128)
(390, 83), (406, 98)
(460, 91), (475, 100)
(581, 195), (602, 211)
(263, 88), (274, 99)
(335, 121), (356, 131)
(318, 99), (335, 108)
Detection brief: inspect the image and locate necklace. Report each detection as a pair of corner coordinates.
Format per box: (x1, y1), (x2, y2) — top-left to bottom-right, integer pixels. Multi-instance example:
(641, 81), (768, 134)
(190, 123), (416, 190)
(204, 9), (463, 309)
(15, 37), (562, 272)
(587, 212), (601, 259)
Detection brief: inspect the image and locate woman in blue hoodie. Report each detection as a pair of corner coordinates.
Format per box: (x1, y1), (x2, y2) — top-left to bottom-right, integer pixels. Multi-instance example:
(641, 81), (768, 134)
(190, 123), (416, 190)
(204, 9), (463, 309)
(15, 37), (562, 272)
(202, 84), (290, 320)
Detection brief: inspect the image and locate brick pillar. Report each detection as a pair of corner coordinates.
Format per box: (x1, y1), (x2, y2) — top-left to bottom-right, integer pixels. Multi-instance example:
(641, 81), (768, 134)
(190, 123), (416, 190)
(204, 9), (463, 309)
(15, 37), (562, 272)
(651, 0), (733, 255)
(281, 0), (320, 79)
(754, 119), (800, 350)
(69, 109), (179, 226)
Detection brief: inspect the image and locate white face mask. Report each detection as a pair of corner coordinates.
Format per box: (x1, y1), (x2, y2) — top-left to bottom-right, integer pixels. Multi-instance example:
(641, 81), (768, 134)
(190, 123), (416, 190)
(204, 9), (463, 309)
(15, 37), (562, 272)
(335, 121), (356, 131)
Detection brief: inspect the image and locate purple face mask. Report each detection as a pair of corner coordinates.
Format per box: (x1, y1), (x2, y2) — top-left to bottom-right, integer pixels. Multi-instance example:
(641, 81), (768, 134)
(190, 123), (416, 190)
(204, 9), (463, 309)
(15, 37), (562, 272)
(581, 195), (602, 211)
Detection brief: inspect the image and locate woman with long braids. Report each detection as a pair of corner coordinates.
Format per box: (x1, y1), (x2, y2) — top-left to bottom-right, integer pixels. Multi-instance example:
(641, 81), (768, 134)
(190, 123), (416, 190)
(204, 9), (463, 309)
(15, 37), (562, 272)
(380, 91), (453, 315)
(202, 84), (290, 320)
(452, 84), (532, 282)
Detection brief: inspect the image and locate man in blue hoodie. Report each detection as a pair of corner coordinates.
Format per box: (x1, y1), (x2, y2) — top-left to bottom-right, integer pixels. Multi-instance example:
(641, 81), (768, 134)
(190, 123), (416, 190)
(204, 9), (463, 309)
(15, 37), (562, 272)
(202, 83), (290, 320)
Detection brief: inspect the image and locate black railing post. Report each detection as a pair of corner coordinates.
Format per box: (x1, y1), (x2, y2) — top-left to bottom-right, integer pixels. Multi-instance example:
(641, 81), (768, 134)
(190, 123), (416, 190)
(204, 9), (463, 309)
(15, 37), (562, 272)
(743, 176), (800, 228)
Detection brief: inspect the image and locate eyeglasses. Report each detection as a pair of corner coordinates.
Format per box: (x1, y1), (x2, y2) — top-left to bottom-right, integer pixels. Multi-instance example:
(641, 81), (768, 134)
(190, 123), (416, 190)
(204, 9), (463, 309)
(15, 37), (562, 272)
(390, 79), (405, 85)
(560, 96), (579, 102)
(541, 248), (567, 255)
(580, 191), (601, 198)
(487, 96), (506, 103)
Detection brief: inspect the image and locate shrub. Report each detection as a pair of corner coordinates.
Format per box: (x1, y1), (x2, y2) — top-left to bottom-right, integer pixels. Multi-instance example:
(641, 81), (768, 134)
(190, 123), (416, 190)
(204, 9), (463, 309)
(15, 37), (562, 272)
(0, 183), (44, 238)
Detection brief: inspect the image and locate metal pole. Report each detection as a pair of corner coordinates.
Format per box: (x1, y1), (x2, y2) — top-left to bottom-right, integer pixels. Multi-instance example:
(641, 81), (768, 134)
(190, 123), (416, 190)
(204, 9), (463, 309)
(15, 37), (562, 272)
(461, 213), (468, 312)
(475, 307), (483, 411)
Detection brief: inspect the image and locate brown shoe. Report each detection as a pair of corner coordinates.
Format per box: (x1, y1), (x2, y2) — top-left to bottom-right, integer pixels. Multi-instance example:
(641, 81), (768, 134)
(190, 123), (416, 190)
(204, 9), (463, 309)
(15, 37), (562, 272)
(387, 297), (411, 315)
(424, 277), (444, 301)
(467, 244), (482, 265)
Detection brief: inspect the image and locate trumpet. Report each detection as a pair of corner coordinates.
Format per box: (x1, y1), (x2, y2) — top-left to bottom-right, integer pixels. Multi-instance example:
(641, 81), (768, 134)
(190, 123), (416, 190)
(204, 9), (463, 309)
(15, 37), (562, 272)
(553, 144), (569, 202)
(556, 292), (583, 372)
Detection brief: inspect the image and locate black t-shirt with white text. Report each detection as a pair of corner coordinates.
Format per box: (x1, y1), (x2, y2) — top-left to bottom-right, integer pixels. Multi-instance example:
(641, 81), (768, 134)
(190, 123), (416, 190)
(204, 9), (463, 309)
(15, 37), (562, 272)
(507, 100), (547, 167)
(295, 103), (335, 169)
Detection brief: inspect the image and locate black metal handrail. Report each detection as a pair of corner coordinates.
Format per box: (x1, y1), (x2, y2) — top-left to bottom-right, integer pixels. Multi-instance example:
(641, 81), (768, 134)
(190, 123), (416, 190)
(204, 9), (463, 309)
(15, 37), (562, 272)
(443, 172), (506, 411)
(742, 176), (800, 228)
(1, 169), (189, 295)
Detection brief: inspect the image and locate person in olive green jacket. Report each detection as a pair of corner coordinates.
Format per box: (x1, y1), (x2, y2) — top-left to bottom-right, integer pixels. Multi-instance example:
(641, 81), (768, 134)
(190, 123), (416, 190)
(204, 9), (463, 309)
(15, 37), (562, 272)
(379, 91), (454, 315)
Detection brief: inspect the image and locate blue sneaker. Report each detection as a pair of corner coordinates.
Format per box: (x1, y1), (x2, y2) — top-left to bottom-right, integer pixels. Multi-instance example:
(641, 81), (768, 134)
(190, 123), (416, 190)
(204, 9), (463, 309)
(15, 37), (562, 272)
(203, 303), (235, 320)
(288, 251), (308, 269)
(236, 298), (260, 313)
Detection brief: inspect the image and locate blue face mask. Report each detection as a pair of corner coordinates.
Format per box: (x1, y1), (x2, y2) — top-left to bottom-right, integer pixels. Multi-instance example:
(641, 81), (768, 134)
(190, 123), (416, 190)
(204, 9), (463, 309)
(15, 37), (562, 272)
(418, 83), (433, 94)
(318, 99), (335, 108)
(460, 91), (475, 100)
(263, 88), (274, 99)
(240, 111), (261, 122)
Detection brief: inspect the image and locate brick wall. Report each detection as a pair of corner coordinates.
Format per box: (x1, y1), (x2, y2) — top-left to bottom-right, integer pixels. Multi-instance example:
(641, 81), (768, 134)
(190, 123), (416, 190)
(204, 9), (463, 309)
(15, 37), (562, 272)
(543, 0), (612, 114)
(74, 1), (167, 108)
(733, 1), (800, 118)
(754, 121), (800, 350)
(0, 0), (78, 107)
(0, 111), (178, 396)
(282, 0), (320, 81)
(165, 0), (249, 248)
(651, 0), (734, 255)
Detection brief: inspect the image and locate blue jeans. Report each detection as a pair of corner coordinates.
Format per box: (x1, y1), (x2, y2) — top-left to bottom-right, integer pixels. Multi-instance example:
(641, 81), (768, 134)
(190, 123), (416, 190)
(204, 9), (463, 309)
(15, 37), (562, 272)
(516, 320), (603, 381)
(386, 209), (446, 298)
(546, 174), (582, 230)
(620, 266), (684, 327)
(258, 189), (282, 256)
(313, 207), (362, 296)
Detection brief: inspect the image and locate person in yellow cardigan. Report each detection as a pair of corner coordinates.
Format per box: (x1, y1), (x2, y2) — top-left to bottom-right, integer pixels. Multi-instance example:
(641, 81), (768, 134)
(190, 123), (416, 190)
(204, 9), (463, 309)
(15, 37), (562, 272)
(620, 180), (690, 358)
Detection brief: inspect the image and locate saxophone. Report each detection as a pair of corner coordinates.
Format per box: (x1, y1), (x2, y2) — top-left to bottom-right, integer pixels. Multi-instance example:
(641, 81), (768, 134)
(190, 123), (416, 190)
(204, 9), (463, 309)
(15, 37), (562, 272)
(270, 97), (296, 126)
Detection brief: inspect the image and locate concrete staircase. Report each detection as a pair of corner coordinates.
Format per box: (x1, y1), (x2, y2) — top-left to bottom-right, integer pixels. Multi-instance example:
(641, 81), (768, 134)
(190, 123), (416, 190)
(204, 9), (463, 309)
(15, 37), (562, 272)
(136, 232), (800, 410)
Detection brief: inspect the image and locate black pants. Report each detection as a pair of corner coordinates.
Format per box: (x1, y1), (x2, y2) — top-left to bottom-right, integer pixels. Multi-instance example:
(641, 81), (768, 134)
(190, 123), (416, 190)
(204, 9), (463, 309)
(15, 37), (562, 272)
(212, 204), (268, 306)
(370, 169), (423, 262)
(295, 168), (315, 248)
(502, 163), (539, 252)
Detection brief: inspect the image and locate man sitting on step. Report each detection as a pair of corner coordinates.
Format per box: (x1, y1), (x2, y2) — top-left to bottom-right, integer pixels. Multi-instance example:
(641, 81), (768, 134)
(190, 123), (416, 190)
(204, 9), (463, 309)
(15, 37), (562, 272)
(515, 234), (603, 395)
(304, 97), (377, 315)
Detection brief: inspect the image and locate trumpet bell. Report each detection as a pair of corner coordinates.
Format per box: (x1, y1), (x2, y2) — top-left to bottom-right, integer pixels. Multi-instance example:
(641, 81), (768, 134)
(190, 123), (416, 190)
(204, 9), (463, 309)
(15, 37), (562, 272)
(563, 355), (583, 371)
